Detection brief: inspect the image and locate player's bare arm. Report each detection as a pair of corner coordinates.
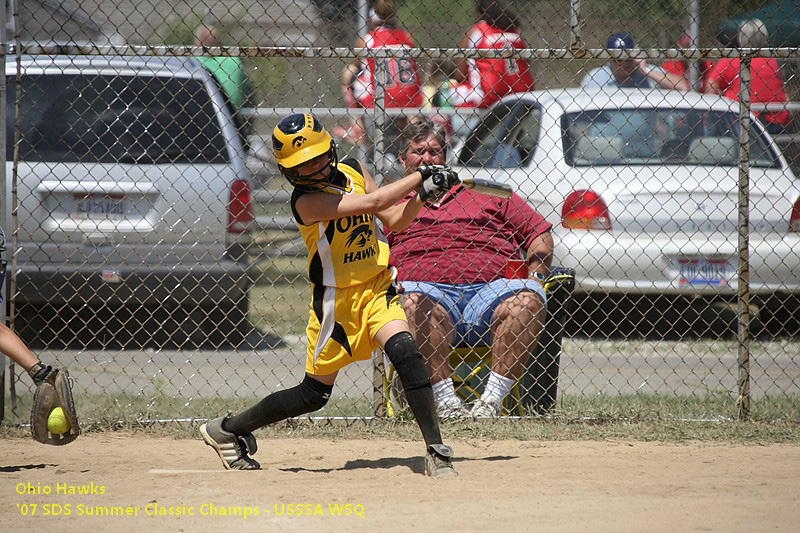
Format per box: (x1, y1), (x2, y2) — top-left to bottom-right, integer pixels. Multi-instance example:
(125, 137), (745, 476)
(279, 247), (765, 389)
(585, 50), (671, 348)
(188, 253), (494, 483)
(361, 168), (426, 232)
(0, 322), (40, 369)
(636, 59), (690, 91)
(341, 36), (366, 105)
(378, 192), (425, 232)
(351, 36), (366, 70)
(295, 169), (424, 225)
(454, 33), (470, 83)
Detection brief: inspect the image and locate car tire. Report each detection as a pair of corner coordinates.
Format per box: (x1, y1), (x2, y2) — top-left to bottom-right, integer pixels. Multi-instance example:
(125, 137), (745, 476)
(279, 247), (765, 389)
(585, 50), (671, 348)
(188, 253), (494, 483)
(759, 294), (800, 339)
(179, 297), (251, 349)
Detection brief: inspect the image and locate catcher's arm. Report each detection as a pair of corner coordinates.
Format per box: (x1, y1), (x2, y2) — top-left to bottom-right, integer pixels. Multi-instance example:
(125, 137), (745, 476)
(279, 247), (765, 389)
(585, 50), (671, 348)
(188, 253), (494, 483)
(0, 322), (39, 370)
(30, 364), (81, 445)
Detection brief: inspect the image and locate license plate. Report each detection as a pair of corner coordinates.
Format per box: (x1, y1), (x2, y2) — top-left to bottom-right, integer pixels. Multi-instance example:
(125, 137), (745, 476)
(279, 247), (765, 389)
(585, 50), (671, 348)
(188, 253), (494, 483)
(73, 194), (129, 219)
(675, 257), (735, 286)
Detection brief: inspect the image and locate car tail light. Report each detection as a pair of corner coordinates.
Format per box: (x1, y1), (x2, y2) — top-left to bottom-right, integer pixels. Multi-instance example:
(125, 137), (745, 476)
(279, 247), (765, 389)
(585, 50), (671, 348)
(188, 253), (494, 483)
(228, 179), (253, 233)
(561, 189), (612, 230)
(791, 197), (800, 232)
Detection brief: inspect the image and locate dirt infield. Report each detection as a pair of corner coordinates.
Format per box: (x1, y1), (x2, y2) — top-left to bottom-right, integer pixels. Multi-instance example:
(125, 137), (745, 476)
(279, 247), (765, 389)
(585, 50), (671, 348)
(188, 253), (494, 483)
(1, 434), (798, 532)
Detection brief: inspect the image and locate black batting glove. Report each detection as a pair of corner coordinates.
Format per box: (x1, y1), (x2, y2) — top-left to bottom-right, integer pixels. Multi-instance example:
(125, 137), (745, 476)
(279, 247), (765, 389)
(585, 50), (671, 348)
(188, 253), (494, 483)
(418, 166), (460, 204)
(416, 164), (449, 181)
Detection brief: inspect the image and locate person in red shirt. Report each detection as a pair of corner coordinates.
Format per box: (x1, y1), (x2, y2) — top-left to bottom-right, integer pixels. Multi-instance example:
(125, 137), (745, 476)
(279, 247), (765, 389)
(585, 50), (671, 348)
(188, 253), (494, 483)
(336, 0), (423, 147)
(661, 32), (711, 93)
(705, 19), (790, 134)
(386, 119), (553, 419)
(444, 0), (535, 110)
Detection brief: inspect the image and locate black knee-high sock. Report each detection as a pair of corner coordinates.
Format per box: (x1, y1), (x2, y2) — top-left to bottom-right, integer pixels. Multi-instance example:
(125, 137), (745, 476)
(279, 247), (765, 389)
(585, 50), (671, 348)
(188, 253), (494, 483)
(385, 332), (443, 447)
(222, 375), (333, 435)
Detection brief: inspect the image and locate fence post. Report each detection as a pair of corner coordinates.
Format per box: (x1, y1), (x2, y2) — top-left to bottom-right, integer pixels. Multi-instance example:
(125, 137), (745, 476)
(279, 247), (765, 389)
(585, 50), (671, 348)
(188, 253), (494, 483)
(373, 50), (387, 184)
(357, 0), (368, 42)
(686, 0), (701, 91)
(736, 55), (752, 420)
(0, 0), (7, 424)
(569, 0), (582, 50)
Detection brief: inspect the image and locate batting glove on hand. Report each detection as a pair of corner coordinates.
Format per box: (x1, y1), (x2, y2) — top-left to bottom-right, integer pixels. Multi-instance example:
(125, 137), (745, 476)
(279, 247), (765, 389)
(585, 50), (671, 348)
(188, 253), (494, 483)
(417, 164), (449, 181)
(418, 166), (460, 204)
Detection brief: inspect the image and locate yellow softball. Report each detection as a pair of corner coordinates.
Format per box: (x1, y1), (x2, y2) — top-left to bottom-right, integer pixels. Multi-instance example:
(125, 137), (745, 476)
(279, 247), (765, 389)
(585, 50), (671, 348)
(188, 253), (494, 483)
(47, 407), (70, 435)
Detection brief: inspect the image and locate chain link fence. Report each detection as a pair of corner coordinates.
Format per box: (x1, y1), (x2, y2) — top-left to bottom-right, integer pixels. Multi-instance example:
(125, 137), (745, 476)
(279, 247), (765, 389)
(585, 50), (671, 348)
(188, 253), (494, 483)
(1, 0), (799, 426)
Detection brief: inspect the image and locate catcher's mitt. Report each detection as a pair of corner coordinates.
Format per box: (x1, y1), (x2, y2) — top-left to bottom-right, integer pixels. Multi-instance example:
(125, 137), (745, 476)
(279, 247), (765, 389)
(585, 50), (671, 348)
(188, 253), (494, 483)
(30, 365), (81, 445)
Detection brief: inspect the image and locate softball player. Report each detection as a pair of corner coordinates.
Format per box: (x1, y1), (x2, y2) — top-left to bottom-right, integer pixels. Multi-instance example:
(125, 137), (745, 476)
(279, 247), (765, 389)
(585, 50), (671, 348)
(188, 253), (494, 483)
(201, 113), (459, 477)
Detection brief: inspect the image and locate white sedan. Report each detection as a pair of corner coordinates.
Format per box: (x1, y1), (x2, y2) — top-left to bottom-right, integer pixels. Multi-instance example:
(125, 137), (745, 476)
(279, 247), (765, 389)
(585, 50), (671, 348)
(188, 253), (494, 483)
(450, 88), (800, 303)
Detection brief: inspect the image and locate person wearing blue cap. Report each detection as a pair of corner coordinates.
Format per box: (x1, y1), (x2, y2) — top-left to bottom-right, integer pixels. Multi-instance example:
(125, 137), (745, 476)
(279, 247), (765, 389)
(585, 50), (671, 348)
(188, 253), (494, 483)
(581, 32), (689, 90)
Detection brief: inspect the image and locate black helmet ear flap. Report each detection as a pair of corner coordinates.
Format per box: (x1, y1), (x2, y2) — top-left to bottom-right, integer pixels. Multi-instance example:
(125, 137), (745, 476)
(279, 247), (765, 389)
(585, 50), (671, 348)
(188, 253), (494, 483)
(279, 140), (340, 191)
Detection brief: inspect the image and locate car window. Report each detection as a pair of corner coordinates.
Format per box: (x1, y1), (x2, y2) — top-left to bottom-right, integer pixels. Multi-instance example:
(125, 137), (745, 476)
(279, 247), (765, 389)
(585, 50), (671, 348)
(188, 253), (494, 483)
(459, 103), (540, 168)
(5, 74), (230, 164)
(561, 108), (779, 168)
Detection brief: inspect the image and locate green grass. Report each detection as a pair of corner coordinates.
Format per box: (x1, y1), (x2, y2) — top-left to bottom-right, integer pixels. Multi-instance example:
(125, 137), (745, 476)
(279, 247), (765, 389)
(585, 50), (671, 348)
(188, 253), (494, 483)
(3, 412), (797, 444)
(249, 282), (309, 336)
(554, 393), (800, 423)
(3, 391), (798, 443)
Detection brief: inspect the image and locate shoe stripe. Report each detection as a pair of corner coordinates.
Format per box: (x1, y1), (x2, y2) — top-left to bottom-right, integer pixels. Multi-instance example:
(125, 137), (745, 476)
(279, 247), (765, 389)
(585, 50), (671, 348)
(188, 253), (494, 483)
(201, 425), (249, 468)
(218, 443), (243, 462)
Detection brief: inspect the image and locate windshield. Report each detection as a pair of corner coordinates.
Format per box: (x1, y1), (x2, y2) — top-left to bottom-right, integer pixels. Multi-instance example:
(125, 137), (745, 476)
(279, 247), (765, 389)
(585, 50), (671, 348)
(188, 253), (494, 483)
(561, 108), (778, 168)
(458, 103), (541, 168)
(6, 74), (230, 164)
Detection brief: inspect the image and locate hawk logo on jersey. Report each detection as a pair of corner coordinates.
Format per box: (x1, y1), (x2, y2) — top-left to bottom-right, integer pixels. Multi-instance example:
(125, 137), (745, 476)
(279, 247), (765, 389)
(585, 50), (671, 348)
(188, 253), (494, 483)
(346, 224), (373, 248)
(292, 136), (308, 148)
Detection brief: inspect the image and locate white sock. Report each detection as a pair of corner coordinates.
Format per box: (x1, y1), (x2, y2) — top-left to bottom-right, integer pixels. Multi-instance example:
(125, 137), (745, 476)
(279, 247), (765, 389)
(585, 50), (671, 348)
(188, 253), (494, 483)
(481, 372), (515, 409)
(432, 378), (461, 408)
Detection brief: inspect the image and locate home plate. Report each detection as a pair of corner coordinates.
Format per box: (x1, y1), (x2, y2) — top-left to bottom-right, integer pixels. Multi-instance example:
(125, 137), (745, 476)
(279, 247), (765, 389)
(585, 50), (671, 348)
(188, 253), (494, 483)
(149, 469), (231, 474)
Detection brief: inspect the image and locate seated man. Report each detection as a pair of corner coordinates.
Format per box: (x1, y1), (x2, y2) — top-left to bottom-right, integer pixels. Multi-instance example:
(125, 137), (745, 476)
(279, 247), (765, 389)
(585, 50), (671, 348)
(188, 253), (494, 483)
(386, 119), (554, 419)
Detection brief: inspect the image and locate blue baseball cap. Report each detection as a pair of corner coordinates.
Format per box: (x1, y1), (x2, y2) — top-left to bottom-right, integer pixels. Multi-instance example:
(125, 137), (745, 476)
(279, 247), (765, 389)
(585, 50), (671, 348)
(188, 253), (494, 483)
(606, 32), (635, 49)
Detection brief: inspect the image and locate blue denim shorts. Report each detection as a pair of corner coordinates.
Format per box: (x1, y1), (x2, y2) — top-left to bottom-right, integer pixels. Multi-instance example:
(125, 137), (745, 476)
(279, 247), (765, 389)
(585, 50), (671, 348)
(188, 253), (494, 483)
(401, 279), (546, 347)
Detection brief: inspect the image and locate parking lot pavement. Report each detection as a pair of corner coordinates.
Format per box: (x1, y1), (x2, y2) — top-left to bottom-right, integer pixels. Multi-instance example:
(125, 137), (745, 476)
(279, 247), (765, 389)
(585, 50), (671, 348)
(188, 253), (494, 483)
(559, 338), (800, 399)
(26, 338), (799, 403)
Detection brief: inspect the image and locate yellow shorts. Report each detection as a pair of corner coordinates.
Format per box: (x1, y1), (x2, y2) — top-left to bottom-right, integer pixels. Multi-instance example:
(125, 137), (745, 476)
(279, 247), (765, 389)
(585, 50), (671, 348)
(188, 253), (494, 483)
(305, 267), (407, 376)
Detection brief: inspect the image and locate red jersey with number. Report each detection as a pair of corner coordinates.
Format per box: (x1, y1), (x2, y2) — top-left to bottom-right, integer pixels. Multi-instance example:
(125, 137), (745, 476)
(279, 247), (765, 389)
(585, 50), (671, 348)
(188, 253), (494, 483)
(354, 26), (423, 108)
(705, 58), (790, 126)
(464, 21), (535, 108)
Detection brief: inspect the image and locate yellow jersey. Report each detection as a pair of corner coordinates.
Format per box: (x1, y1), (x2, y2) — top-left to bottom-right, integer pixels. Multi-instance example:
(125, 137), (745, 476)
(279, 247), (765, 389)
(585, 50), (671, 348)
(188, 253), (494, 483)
(290, 158), (391, 288)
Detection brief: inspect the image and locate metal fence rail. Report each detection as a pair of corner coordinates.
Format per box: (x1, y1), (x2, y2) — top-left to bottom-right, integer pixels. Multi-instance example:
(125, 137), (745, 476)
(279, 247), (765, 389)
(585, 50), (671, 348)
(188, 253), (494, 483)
(1, 0), (799, 426)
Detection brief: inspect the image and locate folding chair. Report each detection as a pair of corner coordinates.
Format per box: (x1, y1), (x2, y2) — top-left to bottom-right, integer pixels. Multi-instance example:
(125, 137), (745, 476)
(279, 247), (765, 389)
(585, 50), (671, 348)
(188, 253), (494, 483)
(373, 267), (575, 417)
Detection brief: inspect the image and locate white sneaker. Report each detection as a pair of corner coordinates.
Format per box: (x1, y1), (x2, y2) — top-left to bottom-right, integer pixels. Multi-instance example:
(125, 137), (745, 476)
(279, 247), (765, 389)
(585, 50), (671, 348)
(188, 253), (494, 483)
(437, 402), (470, 421)
(200, 417), (260, 470)
(425, 444), (458, 478)
(470, 399), (500, 419)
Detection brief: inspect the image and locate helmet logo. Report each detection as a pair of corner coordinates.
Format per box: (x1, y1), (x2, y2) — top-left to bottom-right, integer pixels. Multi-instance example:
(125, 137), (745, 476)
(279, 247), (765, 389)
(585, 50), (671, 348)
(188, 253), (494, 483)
(292, 136), (307, 148)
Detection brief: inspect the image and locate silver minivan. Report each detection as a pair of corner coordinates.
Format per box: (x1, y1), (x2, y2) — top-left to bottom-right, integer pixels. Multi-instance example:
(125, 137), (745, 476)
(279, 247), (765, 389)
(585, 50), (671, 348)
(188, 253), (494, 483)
(5, 55), (255, 347)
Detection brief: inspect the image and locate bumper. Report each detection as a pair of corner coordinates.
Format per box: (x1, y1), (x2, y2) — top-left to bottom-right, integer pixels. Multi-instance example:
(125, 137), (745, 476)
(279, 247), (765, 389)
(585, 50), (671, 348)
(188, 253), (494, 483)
(553, 229), (800, 295)
(13, 260), (250, 308)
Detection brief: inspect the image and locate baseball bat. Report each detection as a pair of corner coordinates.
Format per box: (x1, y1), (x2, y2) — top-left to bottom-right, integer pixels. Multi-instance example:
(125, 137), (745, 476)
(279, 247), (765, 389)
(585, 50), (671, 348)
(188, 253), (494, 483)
(459, 177), (513, 198)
